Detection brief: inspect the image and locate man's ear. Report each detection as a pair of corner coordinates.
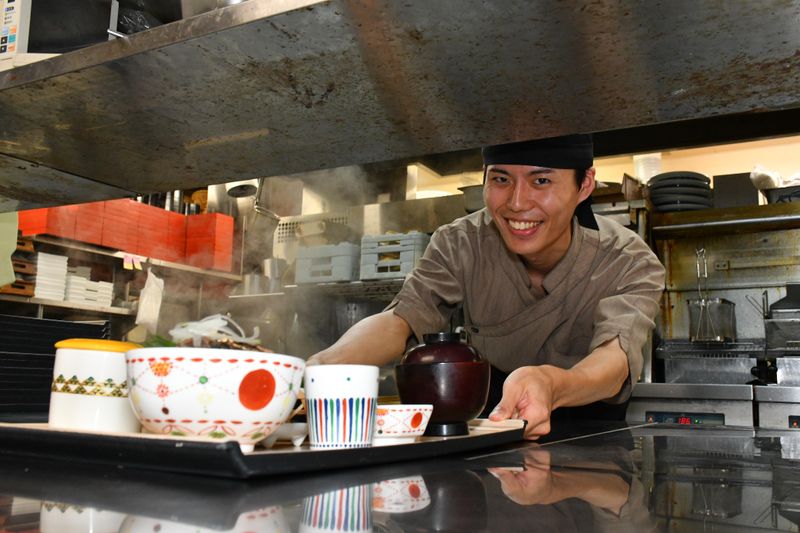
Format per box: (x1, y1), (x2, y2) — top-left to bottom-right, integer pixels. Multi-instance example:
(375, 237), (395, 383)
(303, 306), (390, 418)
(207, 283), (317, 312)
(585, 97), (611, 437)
(578, 168), (596, 202)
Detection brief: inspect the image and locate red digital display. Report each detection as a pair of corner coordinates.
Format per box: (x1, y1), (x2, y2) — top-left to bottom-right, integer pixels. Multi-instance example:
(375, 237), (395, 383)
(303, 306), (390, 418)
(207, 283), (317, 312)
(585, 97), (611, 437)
(678, 416), (692, 425)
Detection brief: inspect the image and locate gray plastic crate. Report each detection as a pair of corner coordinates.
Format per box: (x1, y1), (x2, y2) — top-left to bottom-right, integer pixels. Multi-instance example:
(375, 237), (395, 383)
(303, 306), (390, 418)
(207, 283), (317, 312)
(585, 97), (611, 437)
(360, 232), (429, 280)
(295, 243), (360, 283)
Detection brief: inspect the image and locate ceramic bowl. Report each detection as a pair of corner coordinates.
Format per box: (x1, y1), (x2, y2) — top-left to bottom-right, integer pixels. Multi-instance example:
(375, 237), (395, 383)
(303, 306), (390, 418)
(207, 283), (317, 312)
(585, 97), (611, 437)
(373, 404), (433, 445)
(391, 471), (487, 531)
(372, 476), (431, 513)
(119, 506), (288, 533)
(126, 347), (305, 451)
(394, 360), (489, 437)
(40, 502), (126, 533)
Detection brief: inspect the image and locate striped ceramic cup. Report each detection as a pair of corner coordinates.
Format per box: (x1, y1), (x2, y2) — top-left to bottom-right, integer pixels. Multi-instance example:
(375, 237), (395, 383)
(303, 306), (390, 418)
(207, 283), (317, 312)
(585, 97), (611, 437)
(304, 364), (379, 449)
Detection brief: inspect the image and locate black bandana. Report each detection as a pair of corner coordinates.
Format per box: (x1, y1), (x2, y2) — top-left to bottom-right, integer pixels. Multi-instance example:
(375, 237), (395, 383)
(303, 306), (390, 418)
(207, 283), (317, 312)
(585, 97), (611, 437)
(481, 134), (593, 169)
(481, 134), (597, 230)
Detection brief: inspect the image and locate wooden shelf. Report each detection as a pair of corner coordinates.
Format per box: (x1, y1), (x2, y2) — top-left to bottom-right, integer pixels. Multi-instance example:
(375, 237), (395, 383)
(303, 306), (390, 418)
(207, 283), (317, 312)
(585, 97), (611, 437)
(31, 235), (242, 282)
(0, 294), (136, 316)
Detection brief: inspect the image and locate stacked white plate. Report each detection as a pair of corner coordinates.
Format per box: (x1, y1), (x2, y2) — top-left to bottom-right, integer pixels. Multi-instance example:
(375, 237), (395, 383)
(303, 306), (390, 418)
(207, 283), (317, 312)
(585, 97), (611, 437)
(34, 253), (68, 301)
(65, 275), (114, 307)
(649, 172), (713, 213)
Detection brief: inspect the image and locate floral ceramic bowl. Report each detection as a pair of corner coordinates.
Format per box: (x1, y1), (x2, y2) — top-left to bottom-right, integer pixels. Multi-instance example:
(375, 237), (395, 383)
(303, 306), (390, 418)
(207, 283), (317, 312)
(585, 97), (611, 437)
(126, 347), (304, 451)
(372, 476), (431, 513)
(119, 506), (288, 533)
(373, 404), (433, 445)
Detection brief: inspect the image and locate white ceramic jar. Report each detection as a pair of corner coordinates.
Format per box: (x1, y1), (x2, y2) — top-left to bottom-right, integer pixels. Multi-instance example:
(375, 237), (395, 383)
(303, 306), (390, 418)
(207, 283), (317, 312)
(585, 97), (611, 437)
(49, 338), (141, 433)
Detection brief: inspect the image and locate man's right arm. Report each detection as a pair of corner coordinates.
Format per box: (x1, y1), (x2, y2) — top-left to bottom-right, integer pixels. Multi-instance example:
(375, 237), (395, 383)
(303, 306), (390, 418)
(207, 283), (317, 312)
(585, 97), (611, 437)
(307, 310), (412, 366)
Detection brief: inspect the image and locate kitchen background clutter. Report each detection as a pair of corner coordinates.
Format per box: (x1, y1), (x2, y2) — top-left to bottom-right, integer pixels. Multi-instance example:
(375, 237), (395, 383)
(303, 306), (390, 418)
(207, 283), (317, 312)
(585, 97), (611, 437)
(1, 0), (800, 430)
(1, 4), (800, 530)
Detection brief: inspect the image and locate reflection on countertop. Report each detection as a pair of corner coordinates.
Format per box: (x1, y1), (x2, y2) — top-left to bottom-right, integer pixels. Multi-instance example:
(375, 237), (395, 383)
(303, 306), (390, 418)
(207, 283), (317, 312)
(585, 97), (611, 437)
(4, 422), (800, 531)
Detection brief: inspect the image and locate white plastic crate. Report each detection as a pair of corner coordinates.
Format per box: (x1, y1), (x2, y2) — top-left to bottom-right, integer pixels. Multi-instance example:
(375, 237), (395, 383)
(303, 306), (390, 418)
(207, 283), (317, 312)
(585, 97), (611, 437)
(295, 243), (360, 283)
(360, 232), (430, 280)
(361, 231), (430, 252)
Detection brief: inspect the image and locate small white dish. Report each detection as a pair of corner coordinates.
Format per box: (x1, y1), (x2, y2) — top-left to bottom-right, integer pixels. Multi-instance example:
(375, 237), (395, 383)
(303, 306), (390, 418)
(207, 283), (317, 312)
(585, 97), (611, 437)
(261, 422), (308, 448)
(373, 404), (433, 446)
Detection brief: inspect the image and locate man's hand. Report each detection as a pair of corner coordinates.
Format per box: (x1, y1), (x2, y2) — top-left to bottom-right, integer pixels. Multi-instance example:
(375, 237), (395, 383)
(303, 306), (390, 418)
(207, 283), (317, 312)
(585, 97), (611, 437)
(488, 365), (562, 439)
(488, 448), (631, 513)
(488, 448), (558, 505)
(488, 338), (629, 440)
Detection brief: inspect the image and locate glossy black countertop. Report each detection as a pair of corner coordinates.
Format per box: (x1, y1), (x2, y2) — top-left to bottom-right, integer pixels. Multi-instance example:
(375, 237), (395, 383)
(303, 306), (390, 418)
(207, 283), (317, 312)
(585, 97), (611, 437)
(2, 421), (800, 532)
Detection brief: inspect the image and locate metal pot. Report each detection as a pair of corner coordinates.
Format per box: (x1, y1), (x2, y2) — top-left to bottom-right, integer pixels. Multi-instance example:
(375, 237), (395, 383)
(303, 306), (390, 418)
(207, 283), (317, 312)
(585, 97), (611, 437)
(688, 297), (736, 342)
(458, 185), (484, 213)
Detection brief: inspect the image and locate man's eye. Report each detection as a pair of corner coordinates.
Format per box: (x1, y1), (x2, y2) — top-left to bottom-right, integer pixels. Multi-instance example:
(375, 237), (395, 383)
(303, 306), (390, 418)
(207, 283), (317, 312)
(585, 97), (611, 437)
(533, 177), (551, 185)
(490, 175), (509, 184)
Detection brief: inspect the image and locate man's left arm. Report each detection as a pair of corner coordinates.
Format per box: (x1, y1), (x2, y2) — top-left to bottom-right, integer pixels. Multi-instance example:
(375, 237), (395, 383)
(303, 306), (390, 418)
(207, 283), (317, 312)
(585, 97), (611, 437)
(491, 232), (666, 439)
(489, 337), (627, 439)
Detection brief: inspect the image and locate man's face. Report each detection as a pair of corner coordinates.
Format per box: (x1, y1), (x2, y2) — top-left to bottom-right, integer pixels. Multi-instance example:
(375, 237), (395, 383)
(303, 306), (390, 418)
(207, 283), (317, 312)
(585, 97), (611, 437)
(483, 164), (594, 271)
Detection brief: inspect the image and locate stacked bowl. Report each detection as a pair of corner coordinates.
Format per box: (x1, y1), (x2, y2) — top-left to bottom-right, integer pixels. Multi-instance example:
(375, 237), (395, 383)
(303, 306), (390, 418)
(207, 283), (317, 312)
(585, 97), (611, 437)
(649, 171), (713, 213)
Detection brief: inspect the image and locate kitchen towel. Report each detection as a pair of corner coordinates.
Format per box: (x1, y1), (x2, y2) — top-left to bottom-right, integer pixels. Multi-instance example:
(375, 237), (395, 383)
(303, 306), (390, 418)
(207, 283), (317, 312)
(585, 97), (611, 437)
(0, 212), (18, 287)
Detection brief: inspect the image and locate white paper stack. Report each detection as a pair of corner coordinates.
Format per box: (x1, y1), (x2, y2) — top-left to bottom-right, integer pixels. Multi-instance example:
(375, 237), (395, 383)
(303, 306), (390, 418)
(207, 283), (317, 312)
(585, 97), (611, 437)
(65, 275), (114, 307)
(34, 253), (68, 301)
(67, 266), (92, 279)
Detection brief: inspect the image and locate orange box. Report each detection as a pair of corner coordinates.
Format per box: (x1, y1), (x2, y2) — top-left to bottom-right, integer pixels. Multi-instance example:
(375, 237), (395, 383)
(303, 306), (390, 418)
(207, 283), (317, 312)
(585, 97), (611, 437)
(17, 208), (49, 236)
(102, 200), (140, 253)
(17, 205), (78, 239)
(49, 205), (78, 239)
(74, 201), (105, 245)
(185, 213), (234, 271)
(136, 203), (169, 234)
(162, 212), (187, 263)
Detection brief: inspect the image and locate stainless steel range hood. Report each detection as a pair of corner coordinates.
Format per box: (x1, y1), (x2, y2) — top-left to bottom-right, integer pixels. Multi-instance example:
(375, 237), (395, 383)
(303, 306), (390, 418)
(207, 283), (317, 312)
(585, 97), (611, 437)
(1, 0), (799, 212)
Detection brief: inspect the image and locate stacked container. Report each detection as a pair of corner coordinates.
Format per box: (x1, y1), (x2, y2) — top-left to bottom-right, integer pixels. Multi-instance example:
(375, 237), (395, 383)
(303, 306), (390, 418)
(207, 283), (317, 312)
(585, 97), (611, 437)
(360, 232), (430, 280)
(73, 202), (105, 245)
(185, 213), (234, 271)
(17, 201), (233, 271)
(295, 242), (360, 283)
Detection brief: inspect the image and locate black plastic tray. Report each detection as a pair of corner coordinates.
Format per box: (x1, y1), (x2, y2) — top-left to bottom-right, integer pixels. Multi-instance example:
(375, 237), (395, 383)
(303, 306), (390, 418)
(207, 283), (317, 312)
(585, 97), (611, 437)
(0, 419), (525, 479)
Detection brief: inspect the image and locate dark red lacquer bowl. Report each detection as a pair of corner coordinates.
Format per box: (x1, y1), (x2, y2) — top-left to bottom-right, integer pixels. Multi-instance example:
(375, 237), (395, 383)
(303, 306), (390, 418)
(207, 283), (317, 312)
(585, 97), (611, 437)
(395, 332), (490, 436)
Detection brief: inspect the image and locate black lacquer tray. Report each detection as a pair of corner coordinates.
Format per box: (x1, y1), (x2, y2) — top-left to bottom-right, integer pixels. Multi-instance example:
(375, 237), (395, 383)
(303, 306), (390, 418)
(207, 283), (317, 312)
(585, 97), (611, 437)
(0, 419), (524, 479)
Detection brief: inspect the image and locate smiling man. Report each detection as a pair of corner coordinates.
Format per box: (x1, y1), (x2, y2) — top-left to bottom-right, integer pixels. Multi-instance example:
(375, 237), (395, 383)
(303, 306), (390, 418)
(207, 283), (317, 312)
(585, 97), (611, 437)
(309, 134), (666, 439)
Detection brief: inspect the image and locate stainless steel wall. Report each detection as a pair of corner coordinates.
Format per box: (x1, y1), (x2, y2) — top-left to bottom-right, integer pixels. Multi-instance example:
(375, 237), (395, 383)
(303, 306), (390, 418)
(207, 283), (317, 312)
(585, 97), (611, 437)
(656, 228), (800, 340)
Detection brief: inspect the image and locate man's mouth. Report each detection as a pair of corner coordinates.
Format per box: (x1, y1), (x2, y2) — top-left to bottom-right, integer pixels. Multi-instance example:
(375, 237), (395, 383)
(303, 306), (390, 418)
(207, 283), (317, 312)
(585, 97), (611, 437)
(507, 219), (543, 231)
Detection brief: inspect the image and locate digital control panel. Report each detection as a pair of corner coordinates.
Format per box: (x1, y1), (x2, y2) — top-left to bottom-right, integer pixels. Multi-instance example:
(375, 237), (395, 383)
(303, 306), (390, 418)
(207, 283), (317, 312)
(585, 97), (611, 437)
(1, 0), (19, 58)
(645, 411), (725, 426)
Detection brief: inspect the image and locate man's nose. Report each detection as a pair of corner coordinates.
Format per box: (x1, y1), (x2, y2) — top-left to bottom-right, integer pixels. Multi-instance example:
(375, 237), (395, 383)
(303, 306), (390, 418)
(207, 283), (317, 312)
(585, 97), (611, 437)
(507, 181), (534, 211)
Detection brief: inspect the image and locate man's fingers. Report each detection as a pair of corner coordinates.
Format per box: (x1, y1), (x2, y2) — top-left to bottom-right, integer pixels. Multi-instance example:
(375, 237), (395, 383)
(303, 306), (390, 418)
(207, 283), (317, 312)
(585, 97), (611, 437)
(489, 400), (514, 421)
(524, 419), (550, 440)
(489, 382), (526, 421)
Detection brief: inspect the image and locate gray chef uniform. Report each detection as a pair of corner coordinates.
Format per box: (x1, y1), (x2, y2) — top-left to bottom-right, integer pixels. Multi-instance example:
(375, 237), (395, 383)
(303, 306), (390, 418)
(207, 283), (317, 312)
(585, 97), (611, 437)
(386, 134), (666, 421)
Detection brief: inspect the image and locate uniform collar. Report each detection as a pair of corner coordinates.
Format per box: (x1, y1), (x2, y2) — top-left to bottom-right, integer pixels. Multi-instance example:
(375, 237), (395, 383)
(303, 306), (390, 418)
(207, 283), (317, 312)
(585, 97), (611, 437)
(541, 217), (596, 295)
(484, 211), (597, 296)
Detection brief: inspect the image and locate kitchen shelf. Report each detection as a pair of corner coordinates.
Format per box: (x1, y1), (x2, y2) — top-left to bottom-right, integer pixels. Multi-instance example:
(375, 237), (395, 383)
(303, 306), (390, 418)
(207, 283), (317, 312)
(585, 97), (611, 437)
(31, 235), (242, 282)
(656, 339), (766, 359)
(227, 279), (405, 303)
(651, 202), (800, 238)
(0, 294), (136, 316)
(296, 279), (405, 300)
